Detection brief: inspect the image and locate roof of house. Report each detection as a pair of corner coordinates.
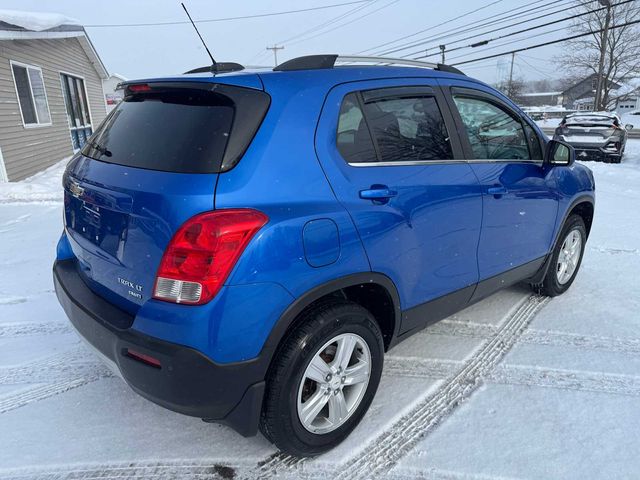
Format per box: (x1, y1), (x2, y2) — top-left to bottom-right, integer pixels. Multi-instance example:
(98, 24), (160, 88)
(0, 9), (108, 79)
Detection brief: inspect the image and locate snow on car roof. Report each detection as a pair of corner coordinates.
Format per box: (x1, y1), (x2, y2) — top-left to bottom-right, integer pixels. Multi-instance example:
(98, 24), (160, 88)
(0, 9), (80, 32)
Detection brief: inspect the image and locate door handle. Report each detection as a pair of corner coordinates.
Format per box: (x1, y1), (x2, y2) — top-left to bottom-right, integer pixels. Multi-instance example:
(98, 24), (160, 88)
(359, 186), (398, 201)
(487, 186), (508, 196)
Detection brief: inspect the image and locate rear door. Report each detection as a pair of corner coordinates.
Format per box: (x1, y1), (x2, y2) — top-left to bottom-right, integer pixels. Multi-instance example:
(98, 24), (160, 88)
(315, 78), (482, 333)
(439, 79), (558, 282)
(63, 81), (269, 314)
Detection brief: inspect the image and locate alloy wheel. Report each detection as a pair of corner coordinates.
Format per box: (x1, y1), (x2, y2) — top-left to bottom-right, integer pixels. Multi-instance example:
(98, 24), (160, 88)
(296, 333), (371, 434)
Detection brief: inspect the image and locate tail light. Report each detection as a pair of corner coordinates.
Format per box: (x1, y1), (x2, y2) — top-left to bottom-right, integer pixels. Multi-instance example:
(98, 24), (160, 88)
(153, 209), (268, 305)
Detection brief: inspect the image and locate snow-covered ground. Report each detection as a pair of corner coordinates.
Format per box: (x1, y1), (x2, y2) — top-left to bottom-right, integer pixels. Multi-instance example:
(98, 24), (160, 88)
(1, 144), (639, 479)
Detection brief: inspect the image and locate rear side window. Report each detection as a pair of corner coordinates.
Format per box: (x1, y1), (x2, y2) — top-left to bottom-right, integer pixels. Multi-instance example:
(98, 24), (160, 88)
(336, 93), (377, 163)
(453, 96), (530, 160)
(82, 83), (270, 173)
(336, 89), (453, 164)
(363, 94), (453, 162)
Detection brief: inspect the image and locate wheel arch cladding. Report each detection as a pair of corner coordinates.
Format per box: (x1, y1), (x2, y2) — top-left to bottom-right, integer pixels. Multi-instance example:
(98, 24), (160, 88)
(263, 273), (402, 370)
(569, 201), (594, 237)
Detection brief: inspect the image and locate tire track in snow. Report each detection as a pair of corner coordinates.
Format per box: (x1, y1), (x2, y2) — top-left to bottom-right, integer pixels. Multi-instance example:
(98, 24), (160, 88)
(332, 294), (549, 480)
(0, 321), (72, 338)
(520, 329), (640, 356)
(0, 460), (250, 480)
(488, 364), (640, 397)
(0, 347), (112, 414)
(427, 319), (640, 357)
(384, 356), (460, 379)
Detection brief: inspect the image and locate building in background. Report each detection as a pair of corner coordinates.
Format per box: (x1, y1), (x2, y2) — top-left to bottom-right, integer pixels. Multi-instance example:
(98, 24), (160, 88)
(560, 73), (621, 112)
(0, 9), (108, 182)
(103, 73), (126, 113)
(518, 91), (563, 107)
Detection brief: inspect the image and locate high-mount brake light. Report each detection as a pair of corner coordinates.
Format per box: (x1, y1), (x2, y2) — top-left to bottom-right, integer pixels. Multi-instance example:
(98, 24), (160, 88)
(128, 83), (152, 93)
(153, 209), (268, 305)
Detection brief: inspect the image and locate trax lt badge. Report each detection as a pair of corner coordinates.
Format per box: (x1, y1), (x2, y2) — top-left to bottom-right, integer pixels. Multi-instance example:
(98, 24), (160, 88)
(118, 277), (143, 299)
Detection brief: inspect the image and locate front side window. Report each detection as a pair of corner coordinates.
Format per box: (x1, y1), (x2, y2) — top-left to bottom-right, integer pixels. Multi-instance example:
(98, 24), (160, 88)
(523, 123), (543, 160)
(453, 96), (530, 160)
(363, 94), (453, 162)
(11, 62), (51, 126)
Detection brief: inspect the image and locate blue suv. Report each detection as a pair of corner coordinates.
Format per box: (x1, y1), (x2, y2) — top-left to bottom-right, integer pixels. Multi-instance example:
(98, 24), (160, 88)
(54, 55), (595, 456)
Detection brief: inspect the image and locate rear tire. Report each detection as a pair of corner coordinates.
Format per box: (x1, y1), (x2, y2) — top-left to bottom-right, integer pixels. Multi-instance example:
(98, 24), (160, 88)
(259, 299), (384, 457)
(537, 214), (587, 297)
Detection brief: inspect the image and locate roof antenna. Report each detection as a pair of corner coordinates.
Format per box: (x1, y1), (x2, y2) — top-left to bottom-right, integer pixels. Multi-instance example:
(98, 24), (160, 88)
(181, 2), (217, 73)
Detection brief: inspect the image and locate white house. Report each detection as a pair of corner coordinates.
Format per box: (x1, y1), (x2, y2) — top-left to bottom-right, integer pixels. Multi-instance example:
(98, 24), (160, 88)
(102, 73), (126, 113)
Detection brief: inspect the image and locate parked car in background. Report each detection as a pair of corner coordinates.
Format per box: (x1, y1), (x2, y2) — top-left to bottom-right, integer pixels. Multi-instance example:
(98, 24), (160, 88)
(53, 54), (595, 457)
(553, 112), (632, 163)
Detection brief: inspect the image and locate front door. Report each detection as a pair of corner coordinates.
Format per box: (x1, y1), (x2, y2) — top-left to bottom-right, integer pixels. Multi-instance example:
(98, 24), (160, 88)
(315, 79), (482, 333)
(439, 79), (559, 283)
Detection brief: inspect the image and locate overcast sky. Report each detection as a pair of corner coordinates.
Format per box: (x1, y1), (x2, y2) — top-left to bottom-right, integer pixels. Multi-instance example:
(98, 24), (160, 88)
(4, 0), (566, 84)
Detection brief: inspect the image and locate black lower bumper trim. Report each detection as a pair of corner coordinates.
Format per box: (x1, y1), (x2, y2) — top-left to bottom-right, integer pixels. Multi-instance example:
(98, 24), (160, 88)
(53, 259), (266, 436)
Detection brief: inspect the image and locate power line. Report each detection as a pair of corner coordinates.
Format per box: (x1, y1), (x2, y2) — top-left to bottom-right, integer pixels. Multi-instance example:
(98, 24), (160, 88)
(450, 19), (640, 66)
(404, 2), (582, 59)
(276, 0), (381, 46)
(286, 0), (402, 47)
(248, 0), (383, 66)
(392, 0), (569, 58)
(369, 0), (557, 57)
(84, 0), (375, 28)
(355, 0), (507, 54)
(412, 0), (635, 61)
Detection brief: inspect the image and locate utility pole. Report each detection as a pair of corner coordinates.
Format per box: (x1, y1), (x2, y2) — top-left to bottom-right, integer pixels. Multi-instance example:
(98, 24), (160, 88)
(266, 45), (284, 67)
(439, 45), (446, 64)
(508, 52), (516, 98)
(594, 0), (612, 111)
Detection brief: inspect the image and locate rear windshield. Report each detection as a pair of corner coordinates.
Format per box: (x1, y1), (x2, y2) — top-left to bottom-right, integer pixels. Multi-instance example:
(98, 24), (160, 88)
(566, 115), (617, 125)
(82, 82), (269, 173)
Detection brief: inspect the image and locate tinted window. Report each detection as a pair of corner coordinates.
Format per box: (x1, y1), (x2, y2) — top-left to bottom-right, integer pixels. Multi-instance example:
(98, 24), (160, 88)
(82, 84), (269, 173)
(336, 93), (377, 163)
(453, 96), (530, 160)
(363, 94), (453, 161)
(523, 123), (543, 160)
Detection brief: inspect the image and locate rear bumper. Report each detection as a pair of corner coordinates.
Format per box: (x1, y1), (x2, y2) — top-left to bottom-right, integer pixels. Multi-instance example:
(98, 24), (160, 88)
(572, 146), (621, 162)
(53, 259), (265, 436)
(555, 137), (622, 162)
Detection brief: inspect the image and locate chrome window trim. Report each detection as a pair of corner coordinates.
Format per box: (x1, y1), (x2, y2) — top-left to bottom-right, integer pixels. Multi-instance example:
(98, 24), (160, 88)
(348, 158), (544, 167)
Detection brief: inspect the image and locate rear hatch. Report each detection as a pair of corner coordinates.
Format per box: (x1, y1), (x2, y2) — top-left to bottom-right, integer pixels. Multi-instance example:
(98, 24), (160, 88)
(561, 115), (618, 144)
(63, 80), (269, 315)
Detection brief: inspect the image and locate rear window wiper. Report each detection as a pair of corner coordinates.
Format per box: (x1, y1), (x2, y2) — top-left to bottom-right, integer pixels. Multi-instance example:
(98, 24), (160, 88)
(88, 140), (112, 157)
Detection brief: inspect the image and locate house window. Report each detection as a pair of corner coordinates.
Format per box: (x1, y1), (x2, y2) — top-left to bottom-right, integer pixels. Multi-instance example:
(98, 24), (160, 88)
(61, 73), (93, 150)
(10, 61), (52, 126)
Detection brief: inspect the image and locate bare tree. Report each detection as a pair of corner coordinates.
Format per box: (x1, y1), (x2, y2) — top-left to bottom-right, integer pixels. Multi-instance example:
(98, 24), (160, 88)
(495, 76), (526, 103)
(556, 0), (640, 110)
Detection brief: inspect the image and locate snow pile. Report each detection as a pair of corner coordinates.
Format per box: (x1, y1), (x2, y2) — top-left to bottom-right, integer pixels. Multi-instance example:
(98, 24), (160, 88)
(0, 158), (69, 203)
(0, 9), (80, 31)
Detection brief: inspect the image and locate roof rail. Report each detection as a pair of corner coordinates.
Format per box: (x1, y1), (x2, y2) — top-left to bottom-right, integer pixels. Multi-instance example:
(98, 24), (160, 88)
(273, 54), (465, 75)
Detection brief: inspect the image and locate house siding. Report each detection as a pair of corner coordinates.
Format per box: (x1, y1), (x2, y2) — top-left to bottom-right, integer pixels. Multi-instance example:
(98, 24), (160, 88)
(0, 37), (107, 181)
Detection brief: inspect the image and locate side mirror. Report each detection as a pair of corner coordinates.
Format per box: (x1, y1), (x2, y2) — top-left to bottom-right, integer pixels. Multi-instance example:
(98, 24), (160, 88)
(546, 139), (575, 166)
(625, 124), (634, 131)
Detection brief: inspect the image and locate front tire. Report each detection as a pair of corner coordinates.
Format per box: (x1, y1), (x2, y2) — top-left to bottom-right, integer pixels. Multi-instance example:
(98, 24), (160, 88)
(538, 214), (587, 297)
(259, 299), (384, 457)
